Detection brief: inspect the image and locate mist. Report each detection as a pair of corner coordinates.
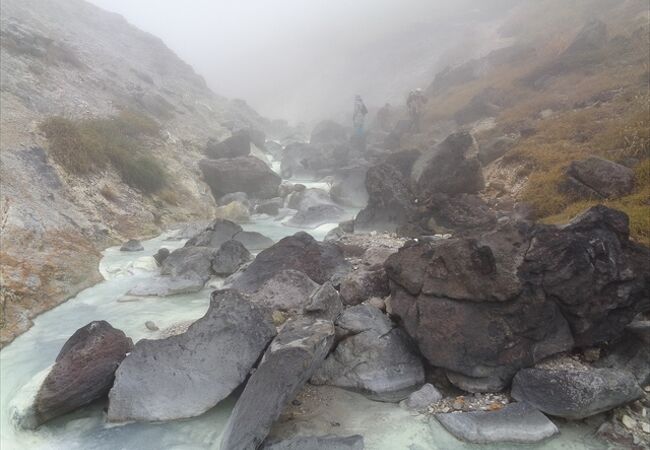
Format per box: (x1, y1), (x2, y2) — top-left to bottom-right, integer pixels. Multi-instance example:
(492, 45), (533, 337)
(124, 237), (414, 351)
(88, 0), (517, 124)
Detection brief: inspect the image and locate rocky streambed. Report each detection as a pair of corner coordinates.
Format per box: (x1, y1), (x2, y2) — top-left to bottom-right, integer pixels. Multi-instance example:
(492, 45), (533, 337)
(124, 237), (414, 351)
(0, 222), (614, 450)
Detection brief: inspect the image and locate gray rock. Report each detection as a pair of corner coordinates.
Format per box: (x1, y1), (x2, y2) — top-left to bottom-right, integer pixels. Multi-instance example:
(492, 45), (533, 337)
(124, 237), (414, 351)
(200, 156), (281, 200)
(330, 166), (369, 208)
(185, 219), (242, 248)
(160, 246), (217, 282)
(446, 371), (509, 393)
(249, 269), (319, 314)
(255, 197), (284, 216)
(205, 130), (251, 159)
(340, 268), (389, 306)
(107, 290), (276, 422)
(401, 384), (443, 411)
(169, 221), (212, 240)
(287, 204), (345, 228)
(287, 188), (333, 211)
(128, 275), (206, 297)
(120, 239), (143, 252)
(435, 402), (559, 444)
(233, 230), (274, 252)
(304, 282), (344, 321)
(212, 240), (251, 276)
(220, 318), (335, 450)
(478, 135), (517, 165)
(511, 368), (644, 419)
(152, 247), (170, 266)
(15, 321), (133, 429)
(231, 232), (349, 293)
(312, 305), (424, 398)
(563, 156), (634, 199)
(145, 321), (159, 331)
(262, 435), (364, 450)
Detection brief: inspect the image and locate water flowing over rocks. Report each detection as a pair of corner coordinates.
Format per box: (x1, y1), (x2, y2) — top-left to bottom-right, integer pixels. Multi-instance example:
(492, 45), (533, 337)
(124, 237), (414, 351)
(12, 321), (133, 429)
(261, 435), (365, 450)
(435, 402), (559, 444)
(107, 290), (276, 422)
(511, 368), (644, 419)
(220, 318), (335, 450)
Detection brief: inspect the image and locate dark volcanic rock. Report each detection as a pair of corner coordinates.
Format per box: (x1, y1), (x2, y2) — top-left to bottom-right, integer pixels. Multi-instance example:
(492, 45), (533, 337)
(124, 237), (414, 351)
(340, 267), (390, 306)
(200, 156), (281, 200)
(520, 206), (650, 346)
(401, 383), (443, 411)
(205, 130), (251, 159)
(511, 368), (644, 419)
(596, 321), (650, 385)
(17, 321), (133, 429)
(231, 232), (349, 293)
(220, 318), (335, 450)
(312, 305), (424, 399)
(212, 240), (251, 276)
(185, 219), (242, 248)
(421, 193), (497, 233)
(120, 239), (143, 252)
(262, 435), (364, 450)
(562, 156), (634, 200)
(417, 131), (484, 195)
(435, 402), (559, 444)
(355, 163), (416, 232)
(304, 281), (344, 321)
(386, 206), (650, 385)
(287, 204), (345, 229)
(108, 290), (276, 422)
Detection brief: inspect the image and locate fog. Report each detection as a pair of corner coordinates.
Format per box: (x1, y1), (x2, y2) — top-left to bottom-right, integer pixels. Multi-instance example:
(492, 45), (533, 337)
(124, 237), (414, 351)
(88, 0), (518, 124)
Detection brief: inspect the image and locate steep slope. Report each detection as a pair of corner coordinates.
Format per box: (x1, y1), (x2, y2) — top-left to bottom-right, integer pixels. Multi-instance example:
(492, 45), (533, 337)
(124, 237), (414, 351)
(0, 0), (266, 345)
(407, 0), (649, 243)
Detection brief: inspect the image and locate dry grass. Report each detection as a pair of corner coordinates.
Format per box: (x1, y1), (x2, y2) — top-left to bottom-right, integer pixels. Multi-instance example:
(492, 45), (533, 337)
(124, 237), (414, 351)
(40, 110), (167, 193)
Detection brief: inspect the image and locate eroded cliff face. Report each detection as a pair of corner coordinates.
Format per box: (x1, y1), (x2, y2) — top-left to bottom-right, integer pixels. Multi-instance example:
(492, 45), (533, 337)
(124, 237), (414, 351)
(0, 0), (266, 345)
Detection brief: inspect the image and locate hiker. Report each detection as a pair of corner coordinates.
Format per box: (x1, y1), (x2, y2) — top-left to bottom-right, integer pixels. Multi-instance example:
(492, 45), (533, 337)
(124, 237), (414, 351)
(352, 95), (368, 136)
(407, 88), (427, 132)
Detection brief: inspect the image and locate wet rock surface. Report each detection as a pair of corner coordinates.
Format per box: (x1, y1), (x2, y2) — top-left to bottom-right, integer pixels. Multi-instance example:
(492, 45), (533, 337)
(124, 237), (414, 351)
(107, 290), (276, 422)
(211, 240), (251, 276)
(435, 402), (559, 444)
(220, 318), (335, 450)
(511, 367), (644, 419)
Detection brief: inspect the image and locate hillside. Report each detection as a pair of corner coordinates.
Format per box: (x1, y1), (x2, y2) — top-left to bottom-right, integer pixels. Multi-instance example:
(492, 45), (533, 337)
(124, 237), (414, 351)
(409, 0), (649, 243)
(0, 0), (267, 345)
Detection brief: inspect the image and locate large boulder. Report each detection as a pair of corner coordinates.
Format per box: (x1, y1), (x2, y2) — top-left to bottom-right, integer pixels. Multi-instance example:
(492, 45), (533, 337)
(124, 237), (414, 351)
(249, 269), (319, 314)
(596, 321), (650, 385)
(520, 206), (650, 346)
(107, 290), (276, 422)
(287, 204), (345, 229)
(13, 321), (133, 429)
(420, 193), (497, 234)
(312, 305), (424, 400)
(280, 141), (355, 179)
(185, 219), (242, 248)
(233, 231), (274, 252)
(231, 232), (349, 293)
(435, 402), (559, 444)
(416, 131), (484, 195)
(340, 267), (389, 306)
(386, 206), (650, 387)
(214, 201), (250, 223)
(205, 130), (251, 159)
(330, 166), (369, 208)
(511, 368), (644, 419)
(355, 163), (416, 232)
(160, 246), (217, 283)
(304, 282), (344, 321)
(200, 156), (281, 200)
(120, 239), (143, 252)
(220, 318), (335, 450)
(562, 156), (634, 199)
(287, 188), (332, 211)
(212, 240), (251, 276)
(386, 225), (574, 387)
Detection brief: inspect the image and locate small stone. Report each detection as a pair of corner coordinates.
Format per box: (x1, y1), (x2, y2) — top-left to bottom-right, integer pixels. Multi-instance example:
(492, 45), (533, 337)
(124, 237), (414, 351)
(583, 347), (601, 363)
(145, 321), (159, 331)
(642, 422), (650, 434)
(621, 415), (636, 430)
(272, 310), (288, 326)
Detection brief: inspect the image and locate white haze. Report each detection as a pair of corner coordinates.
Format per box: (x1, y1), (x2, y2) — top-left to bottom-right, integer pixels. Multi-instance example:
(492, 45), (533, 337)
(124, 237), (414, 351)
(88, 0), (518, 124)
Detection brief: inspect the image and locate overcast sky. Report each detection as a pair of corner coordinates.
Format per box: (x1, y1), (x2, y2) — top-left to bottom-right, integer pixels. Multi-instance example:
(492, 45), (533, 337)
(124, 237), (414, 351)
(88, 0), (512, 123)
